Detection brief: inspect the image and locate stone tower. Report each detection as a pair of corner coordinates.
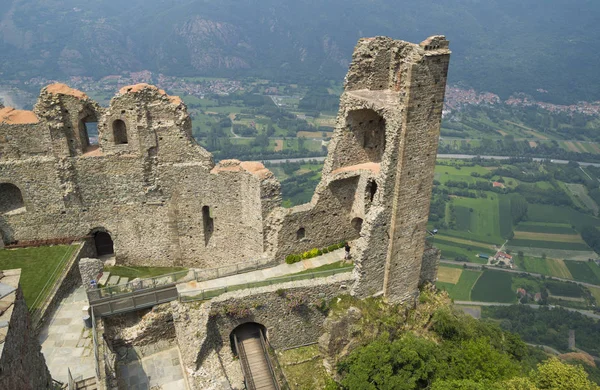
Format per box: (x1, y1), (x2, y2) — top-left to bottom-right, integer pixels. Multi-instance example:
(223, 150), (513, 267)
(317, 36), (450, 302)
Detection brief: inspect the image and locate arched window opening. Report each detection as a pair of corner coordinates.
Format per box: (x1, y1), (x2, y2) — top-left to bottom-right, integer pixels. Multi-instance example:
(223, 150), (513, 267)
(0, 183), (25, 214)
(203, 206), (214, 246)
(296, 227), (306, 240)
(229, 322), (268, 356)
(346, 109), (386, 163)
(351, 217), (363, 234)
(366, 180), (378, 203)
(112, 119), (128, 144)
(93, 231), (114, 257)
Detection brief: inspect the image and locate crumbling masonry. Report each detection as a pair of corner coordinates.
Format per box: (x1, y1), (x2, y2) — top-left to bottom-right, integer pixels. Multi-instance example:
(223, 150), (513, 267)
(0, 36), (449, 302)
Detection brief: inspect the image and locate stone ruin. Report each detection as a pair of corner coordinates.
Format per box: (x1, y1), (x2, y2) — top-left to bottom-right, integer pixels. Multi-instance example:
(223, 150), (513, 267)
(0, 35), (450, 303)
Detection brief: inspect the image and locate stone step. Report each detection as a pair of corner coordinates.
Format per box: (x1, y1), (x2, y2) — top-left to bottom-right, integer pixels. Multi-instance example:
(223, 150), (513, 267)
(97, 272), (110, 286)
(107, 275), (120, 286)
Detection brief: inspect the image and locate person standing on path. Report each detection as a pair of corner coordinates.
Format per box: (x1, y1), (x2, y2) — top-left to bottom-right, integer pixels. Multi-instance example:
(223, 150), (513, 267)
(344, 242), (351, 260)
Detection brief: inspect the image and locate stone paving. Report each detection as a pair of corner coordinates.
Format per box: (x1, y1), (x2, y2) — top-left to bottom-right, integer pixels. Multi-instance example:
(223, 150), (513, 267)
(38, 286), (96, 384)
(118, 347), (187, 390)
(178, 248), (347, 296)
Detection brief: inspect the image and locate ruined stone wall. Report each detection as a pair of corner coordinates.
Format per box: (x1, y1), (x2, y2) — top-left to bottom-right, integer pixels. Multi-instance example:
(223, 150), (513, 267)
(0, 84), (277, 267)
(383, 39), (450, 302)
(420, 243), (441, 285)
(0, 271), (52, 389)
(172, 273), (354, 390)
(0, 36), (447, 291)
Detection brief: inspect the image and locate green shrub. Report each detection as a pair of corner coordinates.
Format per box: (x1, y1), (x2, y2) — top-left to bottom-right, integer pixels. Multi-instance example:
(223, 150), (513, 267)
(328, 244), (338, 252)
(285, 254), (302, 264)
(323, 248), (329, 254)
(309, 248), (320, 258)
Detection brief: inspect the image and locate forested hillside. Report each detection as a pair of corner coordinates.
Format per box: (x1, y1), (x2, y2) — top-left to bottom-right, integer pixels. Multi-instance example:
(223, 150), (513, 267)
(1, 0), (599, 103)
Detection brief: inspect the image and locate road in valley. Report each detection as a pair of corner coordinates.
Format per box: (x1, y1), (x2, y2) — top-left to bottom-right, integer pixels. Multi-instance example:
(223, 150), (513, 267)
(439, 259), (600, 289)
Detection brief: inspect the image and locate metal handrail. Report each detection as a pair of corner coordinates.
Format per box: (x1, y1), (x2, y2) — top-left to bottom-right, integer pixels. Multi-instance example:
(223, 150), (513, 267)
(91, 309), (101, 380)
(89, 257), (275, 302)
(235, 333), (256, 390)
(180, 266), (354, 302)
(259, 328), (281, 390)
(67, 368), (75, 390)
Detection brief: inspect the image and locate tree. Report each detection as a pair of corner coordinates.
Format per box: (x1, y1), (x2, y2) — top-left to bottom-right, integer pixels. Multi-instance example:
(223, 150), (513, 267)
(531, 357), (599, 390)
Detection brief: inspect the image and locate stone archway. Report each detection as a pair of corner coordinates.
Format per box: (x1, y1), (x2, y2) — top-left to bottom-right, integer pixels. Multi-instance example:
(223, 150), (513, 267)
(0, 183), (25, 214)
(229, 322), (267, 356)
(92, 229), (114, 256)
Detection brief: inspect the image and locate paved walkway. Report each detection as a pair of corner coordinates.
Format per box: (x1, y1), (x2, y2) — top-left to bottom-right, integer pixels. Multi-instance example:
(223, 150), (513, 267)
(118, 347), (187, 390)
(39, 286), (95, 383)
(178, 248), (346, 295)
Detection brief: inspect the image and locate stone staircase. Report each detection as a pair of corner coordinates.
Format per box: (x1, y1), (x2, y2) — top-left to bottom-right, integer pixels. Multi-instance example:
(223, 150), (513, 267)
(75, 377), (97, 390)
(97, 271), (129, 287)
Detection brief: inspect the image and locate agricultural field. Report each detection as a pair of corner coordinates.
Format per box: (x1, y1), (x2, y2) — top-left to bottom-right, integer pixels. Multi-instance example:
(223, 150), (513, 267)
(512, 231), (585, 243)
(431, 237), (494, 264)
(518, 257), (573, 279)
(565, 183), (599, 215)
(564, 261), (600, 285)
(435, 268), (482, 301)
(437, 266), (463, 284)
(471, 271), (516, 303)
(507, 239), (590, 251)
(514, 222), (577, 235)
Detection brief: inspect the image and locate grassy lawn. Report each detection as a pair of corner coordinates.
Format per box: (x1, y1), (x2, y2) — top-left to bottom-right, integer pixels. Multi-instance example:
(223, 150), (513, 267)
(471, 271), (516, 303)
(104, 266), (187, 280)
(0, 245), (78, 308)
(277, 345), (332, 390)
(436, 269), (482, 301)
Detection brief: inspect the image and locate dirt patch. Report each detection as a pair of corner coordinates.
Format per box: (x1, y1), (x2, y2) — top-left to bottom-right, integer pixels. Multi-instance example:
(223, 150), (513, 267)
(513, 231), (585, 243)
(563, 141), (581, 152)
(274, 139), (283, 151)
(497, 130), (508, 136)
(438, 266), (462, 284)
(587, 143), (600, 154)
(228, 113), (237, 120)
(529, 141), (538, 147)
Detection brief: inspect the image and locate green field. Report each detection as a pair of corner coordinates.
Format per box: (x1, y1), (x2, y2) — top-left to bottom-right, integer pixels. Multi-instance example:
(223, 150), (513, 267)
(564, 261), (600, 285)
(519, 257), (573, 279)
(498, 195), (513, 238)
(445, 195), (505, 244)
(508, 238), (590, 251)
(432, 237), (493, 264)
(434, 165), (490, 184)
(0, 245), (78, 308)
(471, 271), (516, 303)
(545, 280), (585, 298)
(515, 222), (577, 235)
(436, 269), (482, 300)
(527, 204), (600, 231)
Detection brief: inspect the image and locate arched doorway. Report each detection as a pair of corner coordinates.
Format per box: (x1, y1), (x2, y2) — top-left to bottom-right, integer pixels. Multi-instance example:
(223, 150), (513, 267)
(229, 322), (267, 356)
(0, 183), (25, 214)
(94, 231), (114, 256)
(351, 217), (363, 234)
